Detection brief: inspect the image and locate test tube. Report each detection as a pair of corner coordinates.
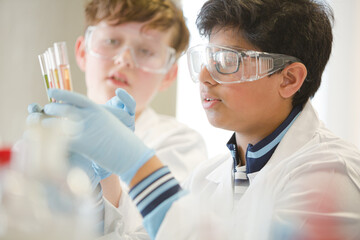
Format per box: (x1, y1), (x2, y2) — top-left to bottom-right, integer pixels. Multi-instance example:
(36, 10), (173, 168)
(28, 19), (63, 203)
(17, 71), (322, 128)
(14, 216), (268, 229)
(54, 42), (73, 91)
(38, 54), (51, 102)
(44, 51), (56, 90)
(44, 51), (58, 102)
(47, 47), (63, 89)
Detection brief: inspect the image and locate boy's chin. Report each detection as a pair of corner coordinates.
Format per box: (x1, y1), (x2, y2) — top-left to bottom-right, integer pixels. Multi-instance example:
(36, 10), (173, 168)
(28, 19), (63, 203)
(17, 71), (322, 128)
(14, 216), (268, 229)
(206, 114), (239, 132)
(87, 91), (112, 105)
(206, 115), (227, 130)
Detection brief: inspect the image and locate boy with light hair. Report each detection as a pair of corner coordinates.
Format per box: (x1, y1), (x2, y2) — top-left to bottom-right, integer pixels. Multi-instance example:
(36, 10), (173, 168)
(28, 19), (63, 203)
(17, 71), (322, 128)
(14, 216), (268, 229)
(29, 0), (207, 238)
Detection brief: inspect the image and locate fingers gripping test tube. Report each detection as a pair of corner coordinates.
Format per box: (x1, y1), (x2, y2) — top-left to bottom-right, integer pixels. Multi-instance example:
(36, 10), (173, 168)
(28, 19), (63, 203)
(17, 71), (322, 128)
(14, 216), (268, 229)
(54, 42), (73, 91)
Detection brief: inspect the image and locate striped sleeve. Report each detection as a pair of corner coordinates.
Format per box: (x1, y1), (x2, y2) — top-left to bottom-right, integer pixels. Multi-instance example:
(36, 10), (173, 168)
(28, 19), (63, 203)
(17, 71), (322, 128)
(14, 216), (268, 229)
(129, 166), (188, 239)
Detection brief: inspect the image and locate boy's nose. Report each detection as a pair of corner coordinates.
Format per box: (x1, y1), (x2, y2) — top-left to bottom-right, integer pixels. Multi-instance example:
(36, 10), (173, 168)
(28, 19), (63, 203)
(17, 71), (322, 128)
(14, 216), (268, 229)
(199, 65), (218, 86)
(113, 47), (135, 68)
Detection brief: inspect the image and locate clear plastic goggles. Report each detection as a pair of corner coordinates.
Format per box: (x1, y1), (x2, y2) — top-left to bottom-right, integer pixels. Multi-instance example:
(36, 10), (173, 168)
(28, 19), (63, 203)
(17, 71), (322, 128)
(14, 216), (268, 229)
(85, 26), (176, 74)
(187, 44), (300, 84)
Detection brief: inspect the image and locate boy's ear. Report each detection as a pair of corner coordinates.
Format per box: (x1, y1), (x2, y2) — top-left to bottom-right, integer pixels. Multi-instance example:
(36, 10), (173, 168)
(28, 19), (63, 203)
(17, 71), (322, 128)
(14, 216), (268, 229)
(159, 63), (178, 91)
(75, 36), (86, 72)
(278, 62), (307, 99)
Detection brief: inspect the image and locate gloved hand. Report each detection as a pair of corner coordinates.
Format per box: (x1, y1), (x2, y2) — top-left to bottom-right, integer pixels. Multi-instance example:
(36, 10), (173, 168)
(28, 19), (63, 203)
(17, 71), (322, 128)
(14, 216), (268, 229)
(92, 162), (112, 181)
(27, 103), (110, 187)
(26, 102), (107, 235)
(27, 89), (136, 183)
(27, 89), (136, 129)
(26, 103), (45, 124)
(105, 88), (136, 132)
(68, 152), (107, 235)
(68, 152), (111, 191)
(28, 102), (43, 113)
(28, 94), (132, 118)
(44, 89), (155, 185)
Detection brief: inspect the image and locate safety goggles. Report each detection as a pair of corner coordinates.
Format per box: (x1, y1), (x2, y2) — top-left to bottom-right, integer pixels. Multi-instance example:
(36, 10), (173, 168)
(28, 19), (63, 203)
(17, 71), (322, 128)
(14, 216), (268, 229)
(187, 44), (300, 84)
(85, 26), (176, 74)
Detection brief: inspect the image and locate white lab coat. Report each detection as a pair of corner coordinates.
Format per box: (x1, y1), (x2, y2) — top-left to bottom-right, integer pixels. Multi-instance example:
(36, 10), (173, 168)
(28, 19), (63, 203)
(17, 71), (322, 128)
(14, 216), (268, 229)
(156, 101), (360, 240)
(101, 108), (208, 239)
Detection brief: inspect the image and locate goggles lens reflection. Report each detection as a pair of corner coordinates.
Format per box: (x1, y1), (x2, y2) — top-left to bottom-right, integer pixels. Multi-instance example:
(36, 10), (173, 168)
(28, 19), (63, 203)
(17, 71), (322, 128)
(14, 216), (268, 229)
(85, 26), (176, 74)
(187, 44), (300, 84)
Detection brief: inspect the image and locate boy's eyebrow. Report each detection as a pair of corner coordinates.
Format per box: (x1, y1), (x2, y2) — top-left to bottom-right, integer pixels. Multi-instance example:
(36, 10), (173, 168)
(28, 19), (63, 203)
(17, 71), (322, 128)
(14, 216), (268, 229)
(138, 32), (158, 40)
(97, 25), (160, 41)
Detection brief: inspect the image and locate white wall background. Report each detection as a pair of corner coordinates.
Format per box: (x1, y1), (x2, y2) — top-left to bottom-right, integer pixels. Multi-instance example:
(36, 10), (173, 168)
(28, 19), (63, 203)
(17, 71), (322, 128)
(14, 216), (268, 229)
(313, 0), (360, 149)
(0, 0), (86, 145)
(177, 0), (360, 158)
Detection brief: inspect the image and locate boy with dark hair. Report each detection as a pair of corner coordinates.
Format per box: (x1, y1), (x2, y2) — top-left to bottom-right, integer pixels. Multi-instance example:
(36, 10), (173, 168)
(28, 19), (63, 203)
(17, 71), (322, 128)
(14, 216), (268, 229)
(43, 0), (360, 239)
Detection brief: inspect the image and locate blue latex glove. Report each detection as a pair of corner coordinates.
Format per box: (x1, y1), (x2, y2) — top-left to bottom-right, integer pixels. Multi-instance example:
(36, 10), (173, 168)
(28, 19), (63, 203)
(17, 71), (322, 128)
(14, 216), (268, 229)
(44, 89), (155, 185)
(26, 103), (46, 124)
(27, 103), (111, 183)
(93, 89), (136, 180)
(27, 103), (106, 235)
(92, 162), (112, 180)
(68, 152), (106, 235)
(27, 89), (136, 182)
(68, 152), (104, 191)
(28, 89), (136, 130)
(28, 102), (43, 113)
(105, 88), (136, 132)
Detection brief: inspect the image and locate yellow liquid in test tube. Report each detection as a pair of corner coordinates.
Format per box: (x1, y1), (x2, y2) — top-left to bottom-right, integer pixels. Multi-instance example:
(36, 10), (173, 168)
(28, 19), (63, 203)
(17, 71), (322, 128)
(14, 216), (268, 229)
(38, 54), (52, 102)
(53, 68), (61, 89)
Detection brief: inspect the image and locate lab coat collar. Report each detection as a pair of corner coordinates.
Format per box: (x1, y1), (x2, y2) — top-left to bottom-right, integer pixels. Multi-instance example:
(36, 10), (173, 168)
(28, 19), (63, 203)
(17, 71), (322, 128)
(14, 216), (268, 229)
(204, 155), (234, 209)
(267, 100), (320, 165)
(205, 100), (319, 184)
(134, 107), (156, 133)
(206, 153), (233, 184)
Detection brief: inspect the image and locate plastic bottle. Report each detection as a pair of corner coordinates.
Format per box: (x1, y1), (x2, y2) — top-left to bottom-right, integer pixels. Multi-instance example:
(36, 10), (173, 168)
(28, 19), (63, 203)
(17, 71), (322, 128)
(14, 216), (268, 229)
(0, 147), (12, 237)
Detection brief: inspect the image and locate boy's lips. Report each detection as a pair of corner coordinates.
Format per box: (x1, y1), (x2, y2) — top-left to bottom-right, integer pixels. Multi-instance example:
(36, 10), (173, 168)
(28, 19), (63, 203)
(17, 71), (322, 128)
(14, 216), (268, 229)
(107, 72), (129, 86)
(201, 93), (222, 109)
